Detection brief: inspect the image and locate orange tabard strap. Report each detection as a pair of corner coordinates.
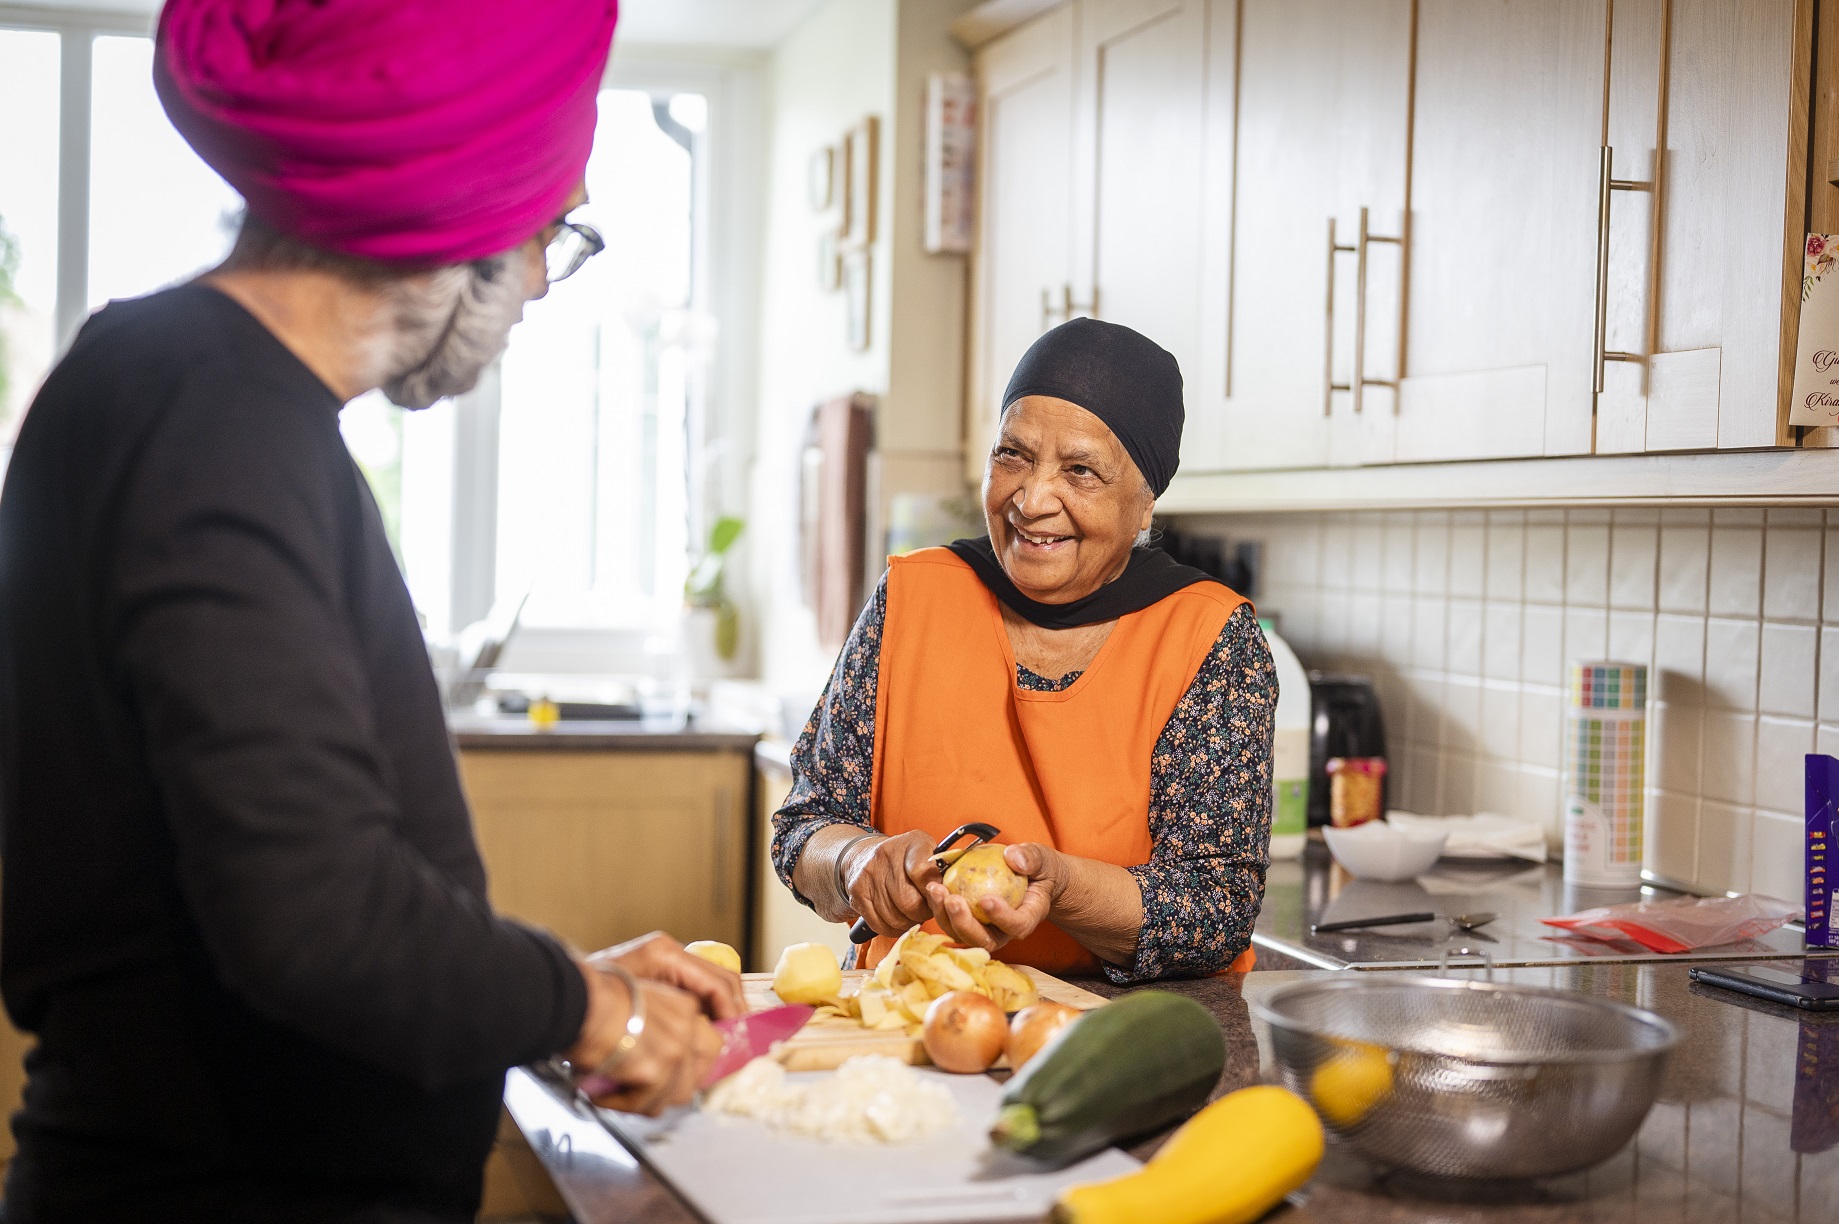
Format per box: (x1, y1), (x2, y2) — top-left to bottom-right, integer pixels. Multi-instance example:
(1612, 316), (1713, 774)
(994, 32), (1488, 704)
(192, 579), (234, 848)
(865, 548), (1244, 975)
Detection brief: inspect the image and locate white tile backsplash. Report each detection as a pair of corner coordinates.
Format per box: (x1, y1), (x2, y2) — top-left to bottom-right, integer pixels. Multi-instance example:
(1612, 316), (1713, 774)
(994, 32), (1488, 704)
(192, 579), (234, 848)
(1659, 522), (1712, 614)
(1750, 810), (1803, 902)
(1486, 512), (1525, 600)
(1521, 605), (1564, 685)
(1708, 525), (1765, 618)
(1757, 622), (1817, 718)
(1753, 716), (1813, 814)
(1199, 506), (1838, 900)
(1702, 619), (1761, 709)
(1524, 521), (1567, 604)
(1609, 519), (1659, 610)
(1701, 711), (1757, 804)
(1566, 521), (1611, 606)
(1447, 599), (1483, 677)
(1762, 527), (1822, 621)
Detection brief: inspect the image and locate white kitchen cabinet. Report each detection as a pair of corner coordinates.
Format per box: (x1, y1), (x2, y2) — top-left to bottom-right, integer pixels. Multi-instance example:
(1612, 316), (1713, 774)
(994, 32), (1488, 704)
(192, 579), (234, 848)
(1595, 0), (1807, 453)
(966, 0), (1814, 481)
(1189, 0), (1413, 472)
(1076, 0), (1208, 393)
(967, 3), (1078, 482)
(1393, 0), (1609, 463)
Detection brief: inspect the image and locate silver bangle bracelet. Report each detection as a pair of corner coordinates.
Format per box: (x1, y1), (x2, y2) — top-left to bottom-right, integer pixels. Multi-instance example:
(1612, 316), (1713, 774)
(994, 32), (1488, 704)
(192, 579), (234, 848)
(583, 959), (646, 1081)
(833, 830), (881, 910)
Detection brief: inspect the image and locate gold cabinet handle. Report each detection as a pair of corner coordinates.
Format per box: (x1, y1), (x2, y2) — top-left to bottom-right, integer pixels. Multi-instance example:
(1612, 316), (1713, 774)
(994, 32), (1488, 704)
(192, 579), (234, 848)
(1040, 284), (1095, 332)
(1324, 217), (1356, 416)
(1353, 206), (1404, 415)
(1593, 145), (1655, 392)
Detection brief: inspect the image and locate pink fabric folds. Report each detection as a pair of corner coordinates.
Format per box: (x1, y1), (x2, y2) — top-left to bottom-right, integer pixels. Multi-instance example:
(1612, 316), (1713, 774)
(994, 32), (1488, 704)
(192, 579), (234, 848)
(155, 0), (619, 265)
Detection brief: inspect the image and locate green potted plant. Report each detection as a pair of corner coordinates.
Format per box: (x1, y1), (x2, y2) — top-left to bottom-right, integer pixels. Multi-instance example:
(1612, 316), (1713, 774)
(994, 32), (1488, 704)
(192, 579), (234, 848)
(684, 515), (744, 667)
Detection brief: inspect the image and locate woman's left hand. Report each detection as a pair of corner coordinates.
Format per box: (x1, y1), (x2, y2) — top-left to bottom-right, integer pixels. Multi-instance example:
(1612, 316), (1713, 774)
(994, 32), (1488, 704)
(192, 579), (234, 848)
(923, 843), (1058, 952)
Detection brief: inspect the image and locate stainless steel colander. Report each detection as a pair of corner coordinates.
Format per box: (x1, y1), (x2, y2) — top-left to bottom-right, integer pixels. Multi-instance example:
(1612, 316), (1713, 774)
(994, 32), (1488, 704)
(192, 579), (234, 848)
(1252, 975), (1677, 1179)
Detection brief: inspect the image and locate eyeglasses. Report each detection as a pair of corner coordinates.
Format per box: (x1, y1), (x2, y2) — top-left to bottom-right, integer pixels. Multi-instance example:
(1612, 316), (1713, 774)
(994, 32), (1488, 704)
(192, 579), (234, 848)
(545, 220), (605, 283)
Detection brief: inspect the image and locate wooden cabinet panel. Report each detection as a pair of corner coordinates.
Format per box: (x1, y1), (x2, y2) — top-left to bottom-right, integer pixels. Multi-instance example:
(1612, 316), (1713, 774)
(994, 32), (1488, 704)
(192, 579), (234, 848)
(1398, 0), (1608, 462)
(1597, 0), (1805, 452)
(968, 4), (1079, 480)
(1191, 0), (1412, 472)
(1080, 0), (1208, 392)
(969, 0), (1813, 483)
(459, 750), (750, 955)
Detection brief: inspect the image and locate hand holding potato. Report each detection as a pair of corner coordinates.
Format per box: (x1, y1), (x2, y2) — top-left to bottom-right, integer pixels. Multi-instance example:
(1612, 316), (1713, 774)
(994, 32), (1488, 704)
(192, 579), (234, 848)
(926, 842), (1057, 952)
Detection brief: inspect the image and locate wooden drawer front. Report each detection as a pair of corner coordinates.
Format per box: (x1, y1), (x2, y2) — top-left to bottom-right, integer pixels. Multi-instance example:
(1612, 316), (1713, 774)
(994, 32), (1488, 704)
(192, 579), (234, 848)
(460, 750), (750, 955)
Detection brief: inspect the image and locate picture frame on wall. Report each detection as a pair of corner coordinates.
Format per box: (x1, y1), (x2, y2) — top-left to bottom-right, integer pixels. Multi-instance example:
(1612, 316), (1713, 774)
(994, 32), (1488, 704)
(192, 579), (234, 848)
(840, 116), (878, 248)
(817, 230), (841, 291)
(843, 247), (871, 352)
(808, 145), (834, 212)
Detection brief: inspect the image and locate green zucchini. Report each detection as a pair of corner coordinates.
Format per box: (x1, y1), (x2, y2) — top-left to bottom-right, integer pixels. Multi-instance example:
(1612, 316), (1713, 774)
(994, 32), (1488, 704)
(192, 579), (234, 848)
(990, 990), (1225, 1166)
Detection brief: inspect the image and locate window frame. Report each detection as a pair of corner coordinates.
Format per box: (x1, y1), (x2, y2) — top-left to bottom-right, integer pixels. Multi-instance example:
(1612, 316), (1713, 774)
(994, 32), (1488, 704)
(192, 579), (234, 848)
(0, 12), (767, 665)
(0, 4), (156, 355)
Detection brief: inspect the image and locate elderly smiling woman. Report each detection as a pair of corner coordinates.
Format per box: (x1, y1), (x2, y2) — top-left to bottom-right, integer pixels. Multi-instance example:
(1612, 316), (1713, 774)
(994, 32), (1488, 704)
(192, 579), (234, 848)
(772, 318), (1276, 983)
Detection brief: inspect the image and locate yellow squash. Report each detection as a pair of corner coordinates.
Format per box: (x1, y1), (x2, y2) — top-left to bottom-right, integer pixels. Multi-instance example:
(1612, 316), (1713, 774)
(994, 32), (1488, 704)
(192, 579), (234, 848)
(1053, 1085), (1323, 1224)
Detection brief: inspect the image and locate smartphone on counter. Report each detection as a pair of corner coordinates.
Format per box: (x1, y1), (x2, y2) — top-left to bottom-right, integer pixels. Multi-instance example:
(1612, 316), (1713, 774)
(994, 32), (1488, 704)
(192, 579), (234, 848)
(1689, 964), (1839, 1011)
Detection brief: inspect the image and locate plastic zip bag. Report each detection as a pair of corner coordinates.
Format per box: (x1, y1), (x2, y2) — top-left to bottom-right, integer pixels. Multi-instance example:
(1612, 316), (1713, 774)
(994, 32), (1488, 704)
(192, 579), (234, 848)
(1542, 893), (1801, 954)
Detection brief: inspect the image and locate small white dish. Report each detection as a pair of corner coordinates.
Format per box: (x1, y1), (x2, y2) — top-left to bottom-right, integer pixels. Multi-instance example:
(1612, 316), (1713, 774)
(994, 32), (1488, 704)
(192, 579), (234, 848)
(1322, 821), (1449, 882)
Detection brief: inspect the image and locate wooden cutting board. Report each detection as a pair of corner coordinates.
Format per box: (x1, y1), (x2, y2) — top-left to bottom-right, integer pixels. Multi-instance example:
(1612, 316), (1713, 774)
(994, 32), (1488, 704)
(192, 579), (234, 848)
(742, 966), (1107, 1072)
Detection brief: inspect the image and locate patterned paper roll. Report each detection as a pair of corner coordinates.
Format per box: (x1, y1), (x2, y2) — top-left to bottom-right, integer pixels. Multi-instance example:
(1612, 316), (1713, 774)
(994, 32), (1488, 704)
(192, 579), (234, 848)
(1563, 662), (1647, 887)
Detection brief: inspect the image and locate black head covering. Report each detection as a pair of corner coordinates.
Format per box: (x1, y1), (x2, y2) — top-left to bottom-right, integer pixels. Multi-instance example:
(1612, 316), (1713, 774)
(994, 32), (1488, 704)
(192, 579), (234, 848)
(947, 535), (1217, 630)
(1000, 317), (1184, 495)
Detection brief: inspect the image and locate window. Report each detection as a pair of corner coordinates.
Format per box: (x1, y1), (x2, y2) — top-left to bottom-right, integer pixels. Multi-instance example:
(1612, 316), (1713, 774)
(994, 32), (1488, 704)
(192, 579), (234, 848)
(0, 17), (241, 451)
(87, 35), (241, 310)
(0, 29), (61, 441)
(490, 88), (707, 630)
(2, 14), (723, 652)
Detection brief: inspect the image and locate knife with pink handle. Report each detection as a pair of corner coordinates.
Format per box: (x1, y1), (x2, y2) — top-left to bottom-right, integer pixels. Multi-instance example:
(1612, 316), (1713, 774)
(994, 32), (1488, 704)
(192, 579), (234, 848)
(576, 1004), (814, 1100)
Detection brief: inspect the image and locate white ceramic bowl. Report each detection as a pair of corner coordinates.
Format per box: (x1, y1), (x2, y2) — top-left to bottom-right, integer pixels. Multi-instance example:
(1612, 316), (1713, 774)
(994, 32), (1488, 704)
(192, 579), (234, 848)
(1322, 821), (1449, 882)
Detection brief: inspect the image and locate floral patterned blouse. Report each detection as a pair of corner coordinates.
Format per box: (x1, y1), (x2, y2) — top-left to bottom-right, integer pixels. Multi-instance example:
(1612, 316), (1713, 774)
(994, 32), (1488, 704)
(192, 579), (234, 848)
(771, 573), (1277, 984)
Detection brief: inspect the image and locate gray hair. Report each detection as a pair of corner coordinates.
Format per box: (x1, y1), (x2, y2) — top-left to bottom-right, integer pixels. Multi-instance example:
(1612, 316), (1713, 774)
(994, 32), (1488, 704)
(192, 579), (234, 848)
(224, 214), (529, 410)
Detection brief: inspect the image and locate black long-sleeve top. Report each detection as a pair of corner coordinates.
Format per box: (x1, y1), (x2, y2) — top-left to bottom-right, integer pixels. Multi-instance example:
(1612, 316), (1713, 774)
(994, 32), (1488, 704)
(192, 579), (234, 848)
(0, 285), (586, 1222)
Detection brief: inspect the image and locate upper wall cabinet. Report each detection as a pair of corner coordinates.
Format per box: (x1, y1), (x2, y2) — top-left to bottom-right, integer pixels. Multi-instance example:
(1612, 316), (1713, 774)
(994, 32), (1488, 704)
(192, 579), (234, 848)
(967, 4), (1078, 481)
(968, 0), (1812, 478)
(1396, 0), (1610, 463)
(1596, 0), (1806, 452)
(1193, 0), (1412, 471)
(1076, 0), (1209, 396)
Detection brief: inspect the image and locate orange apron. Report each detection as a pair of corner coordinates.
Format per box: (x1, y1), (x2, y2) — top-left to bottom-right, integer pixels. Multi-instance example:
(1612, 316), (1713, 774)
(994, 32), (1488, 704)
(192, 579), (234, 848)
(866, 548), (1246, 975)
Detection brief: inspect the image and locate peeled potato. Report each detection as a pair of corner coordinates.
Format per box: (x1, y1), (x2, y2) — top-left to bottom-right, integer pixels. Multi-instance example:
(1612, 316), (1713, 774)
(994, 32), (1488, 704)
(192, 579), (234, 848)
(685, 940), (742, 973)
(772, 942), (842, 1005)
(943, 844), (1027, 922)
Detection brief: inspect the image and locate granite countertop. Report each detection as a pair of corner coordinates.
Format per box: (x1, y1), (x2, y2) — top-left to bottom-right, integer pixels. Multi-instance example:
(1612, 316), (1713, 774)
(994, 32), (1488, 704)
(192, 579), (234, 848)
(1255, 840), (1831, 970)
(503, 958), (1839, 1222)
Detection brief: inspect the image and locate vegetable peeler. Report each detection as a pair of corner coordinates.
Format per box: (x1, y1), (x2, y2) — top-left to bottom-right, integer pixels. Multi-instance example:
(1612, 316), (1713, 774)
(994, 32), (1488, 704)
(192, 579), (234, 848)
(847, 822), (1001, 945)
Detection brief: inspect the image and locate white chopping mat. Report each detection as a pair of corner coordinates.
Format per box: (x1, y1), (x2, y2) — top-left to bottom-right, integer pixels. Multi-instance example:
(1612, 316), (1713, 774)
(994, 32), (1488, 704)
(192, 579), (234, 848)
(598, 1067), (1141, 1224)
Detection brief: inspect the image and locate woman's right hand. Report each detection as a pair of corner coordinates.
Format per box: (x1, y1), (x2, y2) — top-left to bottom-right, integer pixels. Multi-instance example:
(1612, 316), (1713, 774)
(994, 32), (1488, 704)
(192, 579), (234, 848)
(568, 961), (724, 1116)
(841, 829), (939, 937)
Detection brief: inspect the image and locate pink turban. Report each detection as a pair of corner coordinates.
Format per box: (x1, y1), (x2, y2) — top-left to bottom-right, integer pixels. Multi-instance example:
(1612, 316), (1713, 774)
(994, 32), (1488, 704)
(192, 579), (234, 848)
(155, 0), (619, 265)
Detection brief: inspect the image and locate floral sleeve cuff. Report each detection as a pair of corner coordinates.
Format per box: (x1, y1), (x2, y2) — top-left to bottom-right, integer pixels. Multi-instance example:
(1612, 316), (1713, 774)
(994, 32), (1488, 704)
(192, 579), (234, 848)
(1107, 858), (1266, 984)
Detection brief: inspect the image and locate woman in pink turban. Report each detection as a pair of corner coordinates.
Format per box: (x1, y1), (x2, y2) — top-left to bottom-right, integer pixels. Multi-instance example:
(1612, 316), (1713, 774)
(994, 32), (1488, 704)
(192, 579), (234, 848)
(0, 3), (742, 1220)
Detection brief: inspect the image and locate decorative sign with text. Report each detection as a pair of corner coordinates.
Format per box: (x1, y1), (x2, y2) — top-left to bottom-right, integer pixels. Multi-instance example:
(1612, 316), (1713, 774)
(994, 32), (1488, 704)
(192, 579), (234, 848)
(1790, 234), (1839, 426)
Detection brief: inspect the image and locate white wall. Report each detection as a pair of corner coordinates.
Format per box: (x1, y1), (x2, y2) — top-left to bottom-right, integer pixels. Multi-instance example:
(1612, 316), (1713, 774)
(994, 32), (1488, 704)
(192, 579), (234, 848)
(747, 0), (980, 705)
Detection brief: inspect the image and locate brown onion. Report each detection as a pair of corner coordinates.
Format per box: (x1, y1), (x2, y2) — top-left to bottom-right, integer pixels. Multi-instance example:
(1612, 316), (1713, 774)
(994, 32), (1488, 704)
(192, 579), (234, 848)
(1006, 1001), (1081, 1071)
(922, 991), (1008, 1073)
